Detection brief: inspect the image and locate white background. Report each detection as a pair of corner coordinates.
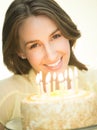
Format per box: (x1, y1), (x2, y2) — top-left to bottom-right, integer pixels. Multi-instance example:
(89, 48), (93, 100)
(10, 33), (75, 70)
(0, 0), (97, 80)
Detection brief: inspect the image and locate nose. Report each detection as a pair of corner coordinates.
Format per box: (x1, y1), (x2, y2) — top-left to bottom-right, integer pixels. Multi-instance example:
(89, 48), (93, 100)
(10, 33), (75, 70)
(44, 43), (57, 62)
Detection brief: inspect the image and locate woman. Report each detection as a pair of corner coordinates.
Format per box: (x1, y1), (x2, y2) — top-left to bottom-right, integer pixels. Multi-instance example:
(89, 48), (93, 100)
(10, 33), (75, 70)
(0, 0), (90, 129)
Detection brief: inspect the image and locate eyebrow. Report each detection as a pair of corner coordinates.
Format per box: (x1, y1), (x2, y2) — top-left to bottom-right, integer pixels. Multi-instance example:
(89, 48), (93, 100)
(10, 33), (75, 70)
(24, 28), (59, 46)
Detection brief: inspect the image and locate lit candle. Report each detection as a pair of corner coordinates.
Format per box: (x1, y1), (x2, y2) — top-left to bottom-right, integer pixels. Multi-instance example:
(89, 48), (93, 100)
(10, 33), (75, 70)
(52, 72), (56, 92)
(36, 73), (39, 83)
(36, 73), (40, 95)
(36, 73), (40, 87)
(64, 69), (68, 90)
(69, 68), (74, 90)
(45, 72), (51, 96)
(58, 73), (65, 95)
(39, 71), (44, 95)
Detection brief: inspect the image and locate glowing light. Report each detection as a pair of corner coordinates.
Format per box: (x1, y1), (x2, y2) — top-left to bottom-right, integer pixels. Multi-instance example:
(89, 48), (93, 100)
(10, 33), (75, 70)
(45, 72), (51, 96)
(52, 72), (56, 91)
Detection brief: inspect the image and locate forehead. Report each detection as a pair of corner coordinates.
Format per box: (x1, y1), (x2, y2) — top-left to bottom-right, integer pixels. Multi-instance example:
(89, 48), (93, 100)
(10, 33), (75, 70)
(19, 15), (58, 41)
(20, 15), (57, 32)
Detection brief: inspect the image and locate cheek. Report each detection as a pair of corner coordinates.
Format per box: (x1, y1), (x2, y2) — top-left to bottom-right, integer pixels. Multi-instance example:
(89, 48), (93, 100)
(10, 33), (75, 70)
(65, 42), (70, 55)
(57, 39), (70, 54)
(25, 52), (43, 67)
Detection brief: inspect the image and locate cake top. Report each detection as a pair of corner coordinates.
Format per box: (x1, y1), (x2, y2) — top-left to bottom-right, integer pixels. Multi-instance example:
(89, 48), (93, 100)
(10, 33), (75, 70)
(22, 89), (91, 103)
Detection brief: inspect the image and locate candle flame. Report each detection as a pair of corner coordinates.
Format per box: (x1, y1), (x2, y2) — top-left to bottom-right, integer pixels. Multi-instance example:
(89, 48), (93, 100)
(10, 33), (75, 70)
(39, 71), (43, 81)
(36, 71), (44, 95)
(35, 67), (79, 96)
(36, 73), (40, 84)
(58, 73), (64, 82)
(64, 69), (67, 79)
(36, 71), (43, 83)
(69, 68), (73, 80)
(46, 72), (51, 83)
(53, 72), (56, 80)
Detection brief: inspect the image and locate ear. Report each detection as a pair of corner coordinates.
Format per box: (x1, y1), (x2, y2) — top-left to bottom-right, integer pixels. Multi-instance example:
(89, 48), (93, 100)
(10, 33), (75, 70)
(17, 52), (26, 59)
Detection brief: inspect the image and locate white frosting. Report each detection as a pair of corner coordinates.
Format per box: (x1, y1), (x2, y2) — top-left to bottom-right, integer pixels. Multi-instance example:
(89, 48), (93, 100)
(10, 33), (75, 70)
(21, 90), (97, 130)
(24, 89), (89, 103)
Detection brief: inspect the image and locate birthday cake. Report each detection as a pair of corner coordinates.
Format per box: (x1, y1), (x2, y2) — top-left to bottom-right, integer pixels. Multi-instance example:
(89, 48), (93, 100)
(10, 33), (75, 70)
(21, 89), (97, 130)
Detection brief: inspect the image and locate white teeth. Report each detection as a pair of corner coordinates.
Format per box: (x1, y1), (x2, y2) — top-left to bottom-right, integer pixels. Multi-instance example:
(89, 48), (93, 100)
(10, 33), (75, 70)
(47, 59), (61, 67)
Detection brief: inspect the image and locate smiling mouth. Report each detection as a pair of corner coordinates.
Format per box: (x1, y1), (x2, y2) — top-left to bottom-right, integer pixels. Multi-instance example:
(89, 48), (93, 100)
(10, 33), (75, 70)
(44, 57), (62, 70)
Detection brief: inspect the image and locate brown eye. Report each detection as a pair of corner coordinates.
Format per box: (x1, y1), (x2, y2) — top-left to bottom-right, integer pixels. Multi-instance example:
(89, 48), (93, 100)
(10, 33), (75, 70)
(28, 43), (41, 49)
(52, 33), (61, 40)
(30, 43), (38, 48)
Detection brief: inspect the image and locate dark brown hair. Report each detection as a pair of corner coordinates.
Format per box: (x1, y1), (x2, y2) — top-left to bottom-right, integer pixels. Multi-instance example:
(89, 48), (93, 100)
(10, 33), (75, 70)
(2, 0), (88, 74)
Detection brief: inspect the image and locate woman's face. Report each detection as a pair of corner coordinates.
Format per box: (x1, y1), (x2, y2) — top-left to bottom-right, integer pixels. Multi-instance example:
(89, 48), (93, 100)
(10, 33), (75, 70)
(19, 15), (70, 75)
